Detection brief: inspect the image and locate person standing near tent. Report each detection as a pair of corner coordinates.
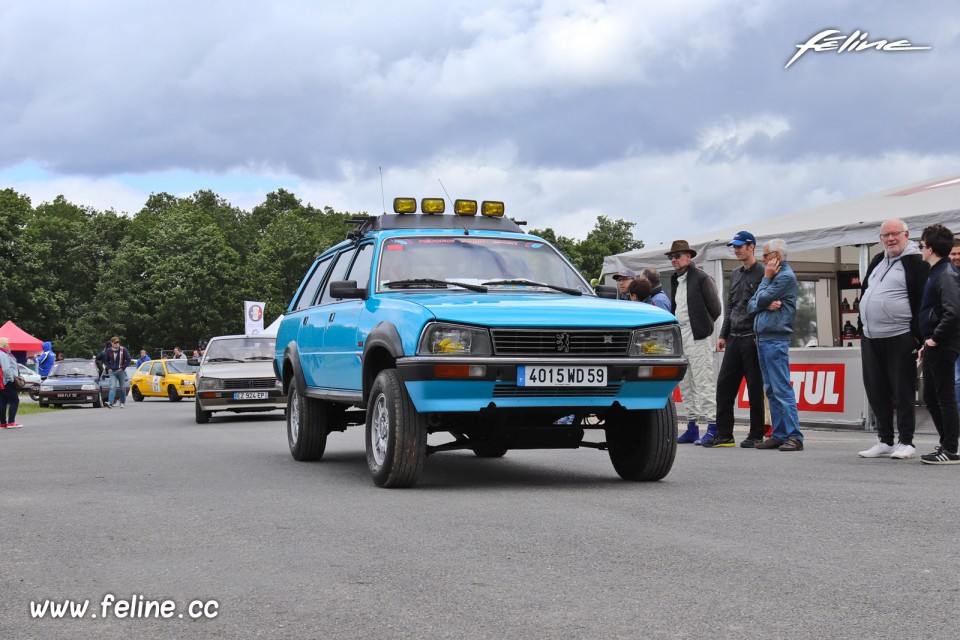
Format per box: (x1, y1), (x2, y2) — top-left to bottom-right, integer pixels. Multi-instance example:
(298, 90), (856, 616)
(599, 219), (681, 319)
(36, 341), (55, 378)
(612, 268), (635, 300)
(0, 337), (23, 428)
(702, 231), (766, 449)
(98, 337), (131, 409)
(749, 238), (803, 451)
(641, 268), (672, 312)
(917, 224), (960, 464)
(668, 240), (722, 444)
(857, 218), (928, 460)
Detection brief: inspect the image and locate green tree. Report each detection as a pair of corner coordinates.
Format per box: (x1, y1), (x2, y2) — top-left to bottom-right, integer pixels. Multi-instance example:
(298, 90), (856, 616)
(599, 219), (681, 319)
(0, 189), (34, 325)
(576, 216), (644, 280)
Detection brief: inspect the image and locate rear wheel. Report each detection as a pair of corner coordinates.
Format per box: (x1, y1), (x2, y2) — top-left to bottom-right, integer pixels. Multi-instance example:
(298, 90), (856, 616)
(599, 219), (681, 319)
(287, 384), (329, 461)
(167, 385), (181, 402)
(473, 445), (508, 458)
(366, 369), (427, 488)
(605, 400), (678, 481)
(132, 387), (144, 402)
(93, 393), (103, 408)
(29, 388), (40, 401)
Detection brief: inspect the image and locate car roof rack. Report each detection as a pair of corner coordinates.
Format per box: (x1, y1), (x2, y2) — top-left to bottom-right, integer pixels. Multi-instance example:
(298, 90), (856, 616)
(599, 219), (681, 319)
(346, 214), (523, 240)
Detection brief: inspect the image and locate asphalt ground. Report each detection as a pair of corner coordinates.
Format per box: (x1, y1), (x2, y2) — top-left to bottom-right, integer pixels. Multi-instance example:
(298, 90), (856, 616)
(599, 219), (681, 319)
(1, 399), (958, 640)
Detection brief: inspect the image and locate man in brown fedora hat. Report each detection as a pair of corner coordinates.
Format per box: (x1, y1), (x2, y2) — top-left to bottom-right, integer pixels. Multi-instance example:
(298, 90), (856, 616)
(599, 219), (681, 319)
(667, 240), (722, 444)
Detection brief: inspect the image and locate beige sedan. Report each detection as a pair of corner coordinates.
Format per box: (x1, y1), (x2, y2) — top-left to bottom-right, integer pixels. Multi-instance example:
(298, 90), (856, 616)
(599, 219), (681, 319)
(193, 335), (286, 423)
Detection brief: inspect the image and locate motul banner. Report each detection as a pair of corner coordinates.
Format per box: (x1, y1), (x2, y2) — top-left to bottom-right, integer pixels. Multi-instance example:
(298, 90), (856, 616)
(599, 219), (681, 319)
(737, 363), (845, 412)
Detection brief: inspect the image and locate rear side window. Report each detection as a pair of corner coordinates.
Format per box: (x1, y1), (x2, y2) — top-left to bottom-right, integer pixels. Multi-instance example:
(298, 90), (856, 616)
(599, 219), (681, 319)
(318, 248), (357, 305)
(293, 256), (333, 311)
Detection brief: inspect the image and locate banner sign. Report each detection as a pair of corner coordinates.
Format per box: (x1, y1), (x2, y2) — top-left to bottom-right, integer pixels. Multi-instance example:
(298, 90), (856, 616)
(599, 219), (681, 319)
(245, 301), (265, 335)
(737, 363), (845, 413)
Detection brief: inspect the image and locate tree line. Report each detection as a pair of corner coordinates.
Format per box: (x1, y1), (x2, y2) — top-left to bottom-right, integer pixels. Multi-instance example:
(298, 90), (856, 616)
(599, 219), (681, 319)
(0, 187), (643, 357)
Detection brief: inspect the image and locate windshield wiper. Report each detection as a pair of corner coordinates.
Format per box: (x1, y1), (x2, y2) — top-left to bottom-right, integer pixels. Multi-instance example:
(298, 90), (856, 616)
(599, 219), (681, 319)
(384, 279), (488, 293)
(244, 356), (275, 361)
(205, 357), (242, 363)
(481, 279), (583, 296)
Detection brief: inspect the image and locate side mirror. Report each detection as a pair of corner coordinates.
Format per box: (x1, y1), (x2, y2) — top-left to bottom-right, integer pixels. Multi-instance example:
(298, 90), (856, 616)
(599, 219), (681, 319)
(329, 280), (367, 299)
(594, 285), (618, 299)
(187, 357), (200, 366)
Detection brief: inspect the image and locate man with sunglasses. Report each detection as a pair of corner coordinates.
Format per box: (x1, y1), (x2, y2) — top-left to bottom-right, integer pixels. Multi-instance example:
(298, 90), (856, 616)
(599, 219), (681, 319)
(667, 240), (722, 444)
(857, 219), (928, 460)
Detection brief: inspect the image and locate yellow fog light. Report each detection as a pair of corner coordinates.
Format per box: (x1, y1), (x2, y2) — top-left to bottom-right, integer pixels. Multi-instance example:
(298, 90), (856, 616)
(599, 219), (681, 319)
(481, 201), (504, 217)
(421, 198), (445, 214)
(393, 197), (417, 214)
(454, 199), (478, 215)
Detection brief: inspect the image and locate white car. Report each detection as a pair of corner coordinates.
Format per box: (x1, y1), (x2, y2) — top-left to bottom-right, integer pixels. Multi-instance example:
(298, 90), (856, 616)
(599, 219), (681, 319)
(19, 364), (43, 400)
(193, 335), (286, 423)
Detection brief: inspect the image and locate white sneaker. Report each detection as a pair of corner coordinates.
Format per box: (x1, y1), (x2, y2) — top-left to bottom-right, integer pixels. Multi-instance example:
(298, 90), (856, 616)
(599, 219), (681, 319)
(890, 443), (916, 459)
(859, 442), (895, 458)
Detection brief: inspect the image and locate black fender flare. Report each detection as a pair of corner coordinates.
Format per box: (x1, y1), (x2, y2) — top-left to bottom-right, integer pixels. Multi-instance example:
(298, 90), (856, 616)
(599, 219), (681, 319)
(362, 322), (404, 401)
(281, 341), (307, 397)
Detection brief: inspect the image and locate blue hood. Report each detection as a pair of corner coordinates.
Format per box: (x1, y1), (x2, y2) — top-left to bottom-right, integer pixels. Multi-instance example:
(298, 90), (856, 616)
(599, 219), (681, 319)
(395, 292), (677, 328)
(42, 341), (52, 351)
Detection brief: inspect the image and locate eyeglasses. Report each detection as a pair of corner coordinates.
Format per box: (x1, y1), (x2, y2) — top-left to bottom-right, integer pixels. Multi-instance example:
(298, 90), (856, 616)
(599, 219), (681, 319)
(918, 243), (928, 250)
(880, 231), (905, 239)
(667, 253), (684, 260)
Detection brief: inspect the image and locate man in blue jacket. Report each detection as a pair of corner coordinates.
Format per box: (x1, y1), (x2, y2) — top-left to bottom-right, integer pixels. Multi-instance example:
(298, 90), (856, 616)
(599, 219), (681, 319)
(36, 341), (55, 378)
(748, 238), (803, 451)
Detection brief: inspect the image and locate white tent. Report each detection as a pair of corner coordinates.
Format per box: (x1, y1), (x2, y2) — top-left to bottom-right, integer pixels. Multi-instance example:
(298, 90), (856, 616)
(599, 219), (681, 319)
(603, 172), (960, 278)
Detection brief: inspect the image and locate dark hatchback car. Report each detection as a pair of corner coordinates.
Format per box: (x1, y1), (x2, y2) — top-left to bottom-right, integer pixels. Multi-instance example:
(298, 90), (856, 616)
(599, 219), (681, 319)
(38, 358), (104, 408)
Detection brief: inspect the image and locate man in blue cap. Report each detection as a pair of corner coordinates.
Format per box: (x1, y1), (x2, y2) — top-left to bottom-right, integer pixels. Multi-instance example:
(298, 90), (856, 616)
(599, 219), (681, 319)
(702, 231), (767, 448)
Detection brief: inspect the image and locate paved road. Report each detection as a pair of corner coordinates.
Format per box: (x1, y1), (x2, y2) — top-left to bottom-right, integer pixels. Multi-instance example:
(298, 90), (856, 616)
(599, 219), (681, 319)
(1, 400), (957, 639)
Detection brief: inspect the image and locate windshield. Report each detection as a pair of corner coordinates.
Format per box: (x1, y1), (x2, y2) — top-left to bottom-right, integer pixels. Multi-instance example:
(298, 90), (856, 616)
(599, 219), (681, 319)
(204, 337), (277, 362)
(50, 361), (99, 377)
(166, 361), (198, 374)
(376, 236), (591, 293)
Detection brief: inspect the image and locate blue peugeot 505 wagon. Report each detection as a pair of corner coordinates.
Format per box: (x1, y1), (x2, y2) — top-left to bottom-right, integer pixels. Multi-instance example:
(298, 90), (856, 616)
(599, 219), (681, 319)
(275, 198), (687, 487)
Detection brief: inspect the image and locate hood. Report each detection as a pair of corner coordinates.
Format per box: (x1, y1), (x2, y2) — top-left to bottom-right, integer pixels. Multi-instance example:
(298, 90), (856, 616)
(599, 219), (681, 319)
(396, 292), (677, 328)
(42, 341), (52, 351)
(198, 361), (276, 379)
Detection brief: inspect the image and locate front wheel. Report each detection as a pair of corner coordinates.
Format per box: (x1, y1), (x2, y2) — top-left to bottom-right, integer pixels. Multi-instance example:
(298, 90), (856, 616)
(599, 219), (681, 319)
(605, 400), (678, 481)
(132, 386), (144, 402)
(167, 385), (182, 402)
(366, 369), (427, 488)
(195, 399), (211, 424)
(93, 393), (103, 408)
(29, 388), (40, 401)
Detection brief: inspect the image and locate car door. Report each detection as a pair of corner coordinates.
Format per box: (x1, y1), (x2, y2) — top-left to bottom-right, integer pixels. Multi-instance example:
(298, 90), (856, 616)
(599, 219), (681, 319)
(300, 248), (356, 388)
(148, 361), (166, 396)
(320, 242), (373, 391)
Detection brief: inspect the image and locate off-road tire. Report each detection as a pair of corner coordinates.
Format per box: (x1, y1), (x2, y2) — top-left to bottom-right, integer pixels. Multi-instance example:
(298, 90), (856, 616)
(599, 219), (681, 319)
(366, 369), (427, 488)
(605, 400), (678, 481)
(287, 384), (329, 461)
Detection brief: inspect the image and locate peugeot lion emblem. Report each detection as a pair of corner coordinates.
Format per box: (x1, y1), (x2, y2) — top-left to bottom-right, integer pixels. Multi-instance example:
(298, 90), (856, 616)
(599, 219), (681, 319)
(555, 333), (570, 352)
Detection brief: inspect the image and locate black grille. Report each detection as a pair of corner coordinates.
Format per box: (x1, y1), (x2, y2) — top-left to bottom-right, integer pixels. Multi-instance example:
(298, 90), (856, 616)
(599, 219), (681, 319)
(223, 378), (277, 390)
(491, 329), (630, 356)
(492, 383), (622, 398)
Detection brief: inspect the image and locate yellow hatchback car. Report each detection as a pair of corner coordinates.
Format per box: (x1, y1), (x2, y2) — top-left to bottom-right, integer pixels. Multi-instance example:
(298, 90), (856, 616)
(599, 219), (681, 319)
(130, 359), (198, 402)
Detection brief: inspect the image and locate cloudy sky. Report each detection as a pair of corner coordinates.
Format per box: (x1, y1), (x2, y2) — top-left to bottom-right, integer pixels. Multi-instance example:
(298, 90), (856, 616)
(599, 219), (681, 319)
(2, 0), (957, 244)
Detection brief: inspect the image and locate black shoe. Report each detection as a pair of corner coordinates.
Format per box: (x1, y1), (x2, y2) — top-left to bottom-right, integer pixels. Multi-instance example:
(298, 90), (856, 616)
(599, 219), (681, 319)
(755, 438), (783, 450)
(740, 437), (758, 448)
(920, 447), (960, 465)
(701, 436), (735, 448)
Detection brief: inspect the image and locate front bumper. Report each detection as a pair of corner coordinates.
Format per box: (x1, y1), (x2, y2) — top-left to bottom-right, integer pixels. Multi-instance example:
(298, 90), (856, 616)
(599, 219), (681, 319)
(396, 356), (686, 412)
(196, 389), (286, 412)
(39, 390), (100, 404)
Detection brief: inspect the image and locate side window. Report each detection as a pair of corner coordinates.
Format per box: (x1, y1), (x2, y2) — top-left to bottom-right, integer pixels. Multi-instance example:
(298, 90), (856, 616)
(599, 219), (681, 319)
(318, 248), (358, 305)
(150, 362), (164, 376)
(293, 256), (333, 311)
(346, 243), (374, 290)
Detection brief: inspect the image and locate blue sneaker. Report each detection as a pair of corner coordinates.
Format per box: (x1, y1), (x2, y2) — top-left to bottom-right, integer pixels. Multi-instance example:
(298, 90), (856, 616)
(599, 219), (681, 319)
(677, 421), (699, 444)
(694, 423), (718, 446)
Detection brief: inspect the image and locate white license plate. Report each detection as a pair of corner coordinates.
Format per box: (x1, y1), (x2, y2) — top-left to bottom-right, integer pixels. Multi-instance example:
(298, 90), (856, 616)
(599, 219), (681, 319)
(234, 391), (269, 400)
(518, 365), (607, 387)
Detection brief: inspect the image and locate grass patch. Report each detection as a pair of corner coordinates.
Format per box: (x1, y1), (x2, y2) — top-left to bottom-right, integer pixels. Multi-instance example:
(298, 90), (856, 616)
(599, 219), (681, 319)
(15, 402), (58, 416)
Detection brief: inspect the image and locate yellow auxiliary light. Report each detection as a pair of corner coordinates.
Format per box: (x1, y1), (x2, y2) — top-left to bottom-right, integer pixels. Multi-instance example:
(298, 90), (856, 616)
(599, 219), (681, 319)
(454, 199), (478, 216)
(421, 198), (445, 214)
(481, 201), (505, 217)
(393, 197), (417, 214)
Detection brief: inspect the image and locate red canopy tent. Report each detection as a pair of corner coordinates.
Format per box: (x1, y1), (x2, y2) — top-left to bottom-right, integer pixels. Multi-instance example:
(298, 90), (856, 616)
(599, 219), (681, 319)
(0, 320), (43, 352)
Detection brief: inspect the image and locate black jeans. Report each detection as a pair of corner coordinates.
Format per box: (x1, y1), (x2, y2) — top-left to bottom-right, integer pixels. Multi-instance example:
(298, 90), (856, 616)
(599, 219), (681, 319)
(861, 333), (918, 446)
(922, 345), (960, 453)
(715, 334), (765, 440)
(0, 385), (19, 423)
